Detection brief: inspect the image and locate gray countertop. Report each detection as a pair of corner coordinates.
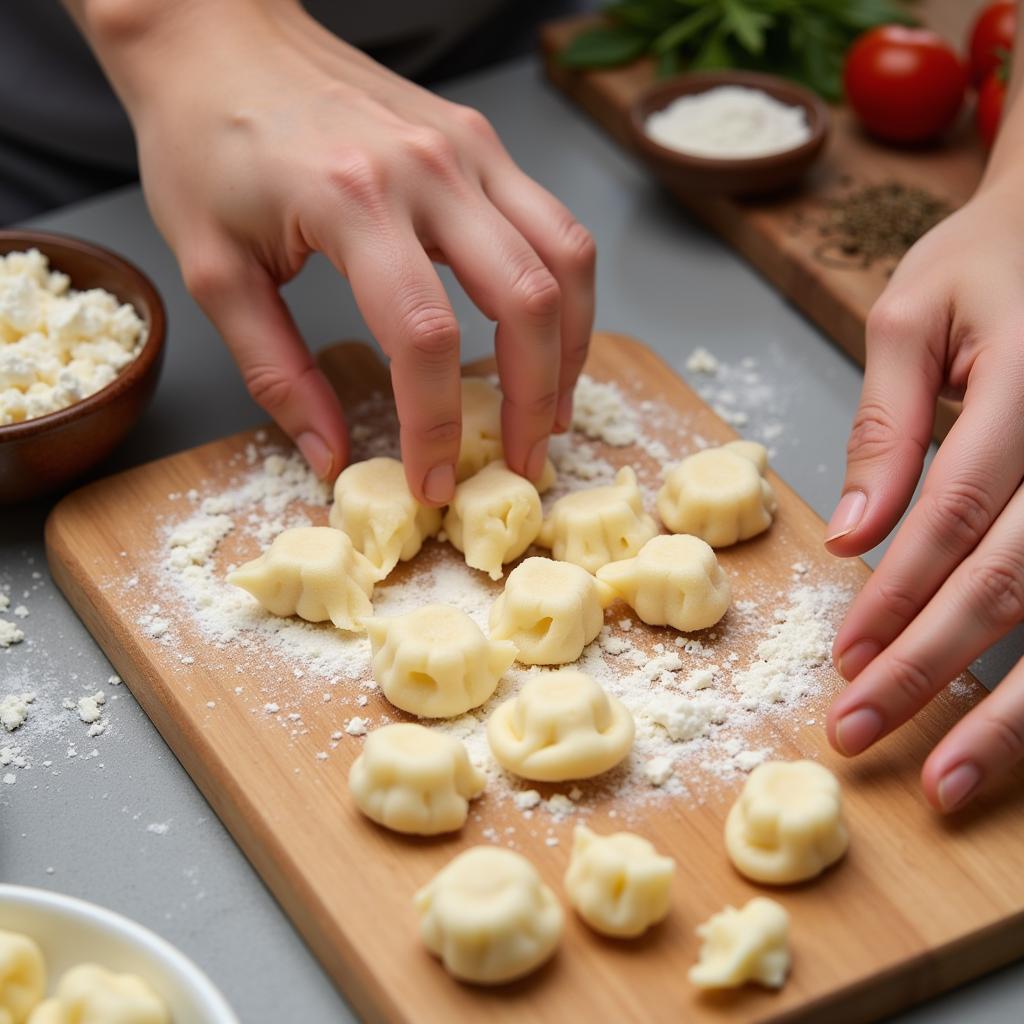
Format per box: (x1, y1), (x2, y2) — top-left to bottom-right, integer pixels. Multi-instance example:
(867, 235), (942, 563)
(1, 55), (1021, 1024)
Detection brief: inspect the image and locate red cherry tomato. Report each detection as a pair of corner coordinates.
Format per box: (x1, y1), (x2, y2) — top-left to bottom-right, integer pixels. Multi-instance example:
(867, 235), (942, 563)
(976, 70), (1007, 149)
(843, 26), (968, 143)
(968, 1), (1016, 87)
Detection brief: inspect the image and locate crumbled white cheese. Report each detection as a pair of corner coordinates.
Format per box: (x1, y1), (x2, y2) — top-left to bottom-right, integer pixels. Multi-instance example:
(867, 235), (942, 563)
(75, 691), (106, 724)
(647, 694), (729, 742)
(0, 248), (146, 425)
(0, 620), (25, 648)
(643, 756), (675, 787)
(345, 716), (368, 736)
(513, 789), (542, 811)
(0, 693), (34, 732)
(686, 347), (720, 375)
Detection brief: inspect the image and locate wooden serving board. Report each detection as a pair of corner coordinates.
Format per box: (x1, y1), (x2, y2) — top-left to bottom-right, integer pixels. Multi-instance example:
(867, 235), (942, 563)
(540, 0), (986, 438)
(46, 333), (1024, 1024)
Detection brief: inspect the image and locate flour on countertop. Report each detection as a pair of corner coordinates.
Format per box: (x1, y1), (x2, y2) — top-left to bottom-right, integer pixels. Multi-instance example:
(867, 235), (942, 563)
(0, 619), (25, 647)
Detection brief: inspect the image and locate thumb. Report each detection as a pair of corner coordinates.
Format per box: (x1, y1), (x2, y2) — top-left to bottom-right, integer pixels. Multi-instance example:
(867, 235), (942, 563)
(825, 296), (942, 557)
(183, 250), (349, 480)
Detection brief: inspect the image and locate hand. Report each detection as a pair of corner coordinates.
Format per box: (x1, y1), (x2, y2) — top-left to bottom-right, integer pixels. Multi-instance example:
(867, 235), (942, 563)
(823, 177), (1024, 812)
(80, 0), (594, 503)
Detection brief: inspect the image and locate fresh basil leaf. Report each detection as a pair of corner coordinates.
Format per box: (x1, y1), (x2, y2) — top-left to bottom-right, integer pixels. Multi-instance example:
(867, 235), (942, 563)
(656, 48), (684, 76)
(721, 0), (773, 54)
(652, 4), (720, 54)
(690, 24), (734, 69)
(560, 25), (652, 68)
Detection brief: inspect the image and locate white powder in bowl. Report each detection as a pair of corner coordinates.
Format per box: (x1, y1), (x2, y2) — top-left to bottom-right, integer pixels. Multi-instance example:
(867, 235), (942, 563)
(645, 86), (811, 159)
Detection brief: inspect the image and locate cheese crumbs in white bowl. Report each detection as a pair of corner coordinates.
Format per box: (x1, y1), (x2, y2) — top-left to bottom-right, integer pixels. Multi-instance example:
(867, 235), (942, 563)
(0, 247), (145, 426)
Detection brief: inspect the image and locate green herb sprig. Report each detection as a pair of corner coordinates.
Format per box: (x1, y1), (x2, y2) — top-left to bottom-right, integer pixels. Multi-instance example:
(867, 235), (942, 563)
(560, 0), (917, 101)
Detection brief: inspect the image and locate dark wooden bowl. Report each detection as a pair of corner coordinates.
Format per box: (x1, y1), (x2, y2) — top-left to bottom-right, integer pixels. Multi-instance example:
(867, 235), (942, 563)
(627, 71), (831, 198)
(0, 230), (166, 504)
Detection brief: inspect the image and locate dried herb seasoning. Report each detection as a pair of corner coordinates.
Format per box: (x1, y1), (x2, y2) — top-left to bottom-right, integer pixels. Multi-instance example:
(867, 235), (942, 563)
(814, 180), (953, 270)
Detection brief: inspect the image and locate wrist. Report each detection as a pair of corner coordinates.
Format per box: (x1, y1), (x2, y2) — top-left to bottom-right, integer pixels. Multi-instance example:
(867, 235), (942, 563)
(69, 0), (304, 118)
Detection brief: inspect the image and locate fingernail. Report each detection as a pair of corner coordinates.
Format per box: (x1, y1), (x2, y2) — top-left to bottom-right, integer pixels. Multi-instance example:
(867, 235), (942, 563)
(296, 432), (332, 480)
(423, 463), (455, 505)
(554, 392), (573, 433)
(526, 438), (549, 482)
(835, 706), (884, 756)
(938, 762), (982, 813)
(826, 490), (867, 544)
(837, 639), (882, 680)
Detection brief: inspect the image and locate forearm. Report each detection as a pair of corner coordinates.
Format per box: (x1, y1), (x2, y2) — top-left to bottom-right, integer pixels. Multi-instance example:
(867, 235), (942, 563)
(981, 13), (1024, 192)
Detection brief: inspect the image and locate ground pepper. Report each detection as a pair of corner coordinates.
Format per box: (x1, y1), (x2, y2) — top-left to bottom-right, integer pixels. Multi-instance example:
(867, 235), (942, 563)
(813, 181), (953, 270)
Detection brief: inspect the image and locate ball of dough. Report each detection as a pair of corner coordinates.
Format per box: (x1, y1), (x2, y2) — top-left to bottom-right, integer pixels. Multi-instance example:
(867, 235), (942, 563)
(414, 846), (563, 984)
(348, 723), (485, 835)
(443, 461), (543, 580)
(537, 466), (658, 574)
(657, 441), (777, 547)
(457, 377), (556, 491)
(0, 930), (45, 1024)
(489, 557), (614, 665)
(688, 898), (790, 990)
(487, 669), (634, 782)
(328, 457), (441, 576)
(725, 760), (848, 884)
(227, 526), (380, 632)
(366, 605), (517, 718)
(596, 534), (731, 632)
(564, 825), (675, 938)
(28, 964), (168, 1024)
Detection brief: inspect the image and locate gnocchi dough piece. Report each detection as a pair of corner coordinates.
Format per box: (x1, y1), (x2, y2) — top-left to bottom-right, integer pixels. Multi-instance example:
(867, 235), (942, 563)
(457, 377), (556, 491)
(0, 930), (45, 1024)
(227, 526), (380, 632)
(457, 377), (504, 482)
(537, 466), (658, 574)
(414, 846), (563, 984)
(348, 723), (485, 835)
(487, 669), (634, 781)
(444, 462), (543, 580)
(365, 605), (517, 717)
(689, 898), (791, 990)
(564, 825), (675, 938)
(28, 964), (168, 1024)
(657, 440), (777, 547)
(329, 457), (441, 576)
(596, 534), (731, 632)
(489, 557), (614, 665)
(725, 760), (848, 884)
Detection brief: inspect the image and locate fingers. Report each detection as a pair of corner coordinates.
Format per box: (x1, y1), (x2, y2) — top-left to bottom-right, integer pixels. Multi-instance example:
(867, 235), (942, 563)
(825, 293), (942, 559)
(921, 656), (1024, 813)
(827, 483), (1024, 768)
(482, 165), (595, 433)
(183, 249), (348, 480)
(426, 193), (561, 482)
(321, 220), (462, 506)
(832, 353), (1024, 680)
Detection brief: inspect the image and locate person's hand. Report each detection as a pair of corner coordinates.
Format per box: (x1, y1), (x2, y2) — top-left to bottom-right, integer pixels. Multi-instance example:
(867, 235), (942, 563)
(823, 173), (1024, 812)
(76, 0), (595, 503)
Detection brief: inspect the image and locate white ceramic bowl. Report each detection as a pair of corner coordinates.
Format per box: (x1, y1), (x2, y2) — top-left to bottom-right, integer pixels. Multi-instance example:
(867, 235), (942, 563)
(0, 885), (238, 1023)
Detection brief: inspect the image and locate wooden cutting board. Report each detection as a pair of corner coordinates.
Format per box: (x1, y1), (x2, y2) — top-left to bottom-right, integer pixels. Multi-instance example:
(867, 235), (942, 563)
(46, 333), (1024, 1024)
(540, 0), (986, 438)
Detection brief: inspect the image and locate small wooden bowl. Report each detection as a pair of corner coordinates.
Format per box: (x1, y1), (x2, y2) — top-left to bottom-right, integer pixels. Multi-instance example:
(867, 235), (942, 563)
(0, 230), (166, 504)
(627, 70), (830, 198)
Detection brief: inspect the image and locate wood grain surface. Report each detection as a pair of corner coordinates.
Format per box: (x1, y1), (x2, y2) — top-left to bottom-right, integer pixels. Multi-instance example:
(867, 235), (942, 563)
(46, 334), (1024, 1024)
(540, 0), (985, 439)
